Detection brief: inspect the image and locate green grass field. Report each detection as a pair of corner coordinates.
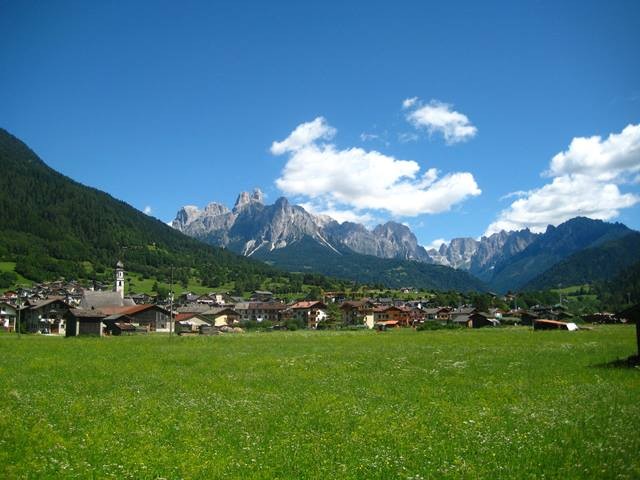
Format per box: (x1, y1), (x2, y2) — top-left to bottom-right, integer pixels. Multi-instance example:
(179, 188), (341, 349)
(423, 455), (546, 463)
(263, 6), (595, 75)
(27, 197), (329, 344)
(1, 327), (638, 479)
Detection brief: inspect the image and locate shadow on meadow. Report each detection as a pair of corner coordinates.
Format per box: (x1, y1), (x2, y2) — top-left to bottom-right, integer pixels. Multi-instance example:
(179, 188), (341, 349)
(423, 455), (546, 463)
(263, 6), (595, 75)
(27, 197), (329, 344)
(592, 354), (640, 369)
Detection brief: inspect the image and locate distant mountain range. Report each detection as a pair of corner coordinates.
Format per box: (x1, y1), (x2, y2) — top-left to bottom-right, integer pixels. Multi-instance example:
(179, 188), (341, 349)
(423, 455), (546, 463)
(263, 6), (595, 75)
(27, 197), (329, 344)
(173, 193), (640, 293)
(0, 128), (483, 292)
(2, 124), (637, 295)
(172, 190), (484, 291)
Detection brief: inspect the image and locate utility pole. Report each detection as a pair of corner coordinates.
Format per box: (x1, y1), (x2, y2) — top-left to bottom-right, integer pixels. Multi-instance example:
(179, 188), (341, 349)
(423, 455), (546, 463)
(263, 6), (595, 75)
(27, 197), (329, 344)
(16, 289), (21, 337)
(169, 266), (174, 338)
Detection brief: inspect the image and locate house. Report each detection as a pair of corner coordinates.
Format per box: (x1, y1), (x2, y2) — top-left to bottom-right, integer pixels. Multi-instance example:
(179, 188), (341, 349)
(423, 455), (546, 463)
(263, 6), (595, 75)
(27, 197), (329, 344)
(469, 312), (500, 328)
(451, 312), (499, 328)
(176, 304), (211, 314)
(289, 301), (328, 329)
(323, 291), (347, 303)
(65, 309), (107, 336)
(201, 307), (241, 327)
(175, 312), (211, 333)
(99, 304), (172, 332)
(373, 306), (412, 327)
(24, 297), (70, 334)
(234, 301), (286, 323)
(101, 313), (139, 335)
(423, 307), (452, 322)
(534, 319), (579, 331)
(104, 321), (138, 335)
(251, 290), (274, 302)
(340, 301), (375, 328)
(0, 301), (19, 332)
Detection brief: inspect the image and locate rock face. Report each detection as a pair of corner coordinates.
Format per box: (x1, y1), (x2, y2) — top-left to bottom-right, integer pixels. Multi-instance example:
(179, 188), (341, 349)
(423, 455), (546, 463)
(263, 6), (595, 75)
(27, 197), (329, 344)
(172, 190), (433, 262)
(322, 221), (432, 262)
(429, 237), (479, 270)
(427, 229), (538, 280)
(171, 193), (634, 292)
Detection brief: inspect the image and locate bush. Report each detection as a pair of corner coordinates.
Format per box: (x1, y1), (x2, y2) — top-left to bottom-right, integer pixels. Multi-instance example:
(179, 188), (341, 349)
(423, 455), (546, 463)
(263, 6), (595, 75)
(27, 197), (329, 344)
(0, 271), (18, 288)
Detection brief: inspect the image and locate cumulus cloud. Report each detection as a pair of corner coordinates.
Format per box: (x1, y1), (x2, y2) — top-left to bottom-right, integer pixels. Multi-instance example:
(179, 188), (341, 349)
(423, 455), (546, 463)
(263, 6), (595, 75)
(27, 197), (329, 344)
(546, 123), (640, 181)
(270, 117), (336, 155)
(143, 205), (152, 215)
(272, 117), (481, 218)
(486, 123), (640, 235)
(486, 175), (639, 235)
(404, 98), (477, 144)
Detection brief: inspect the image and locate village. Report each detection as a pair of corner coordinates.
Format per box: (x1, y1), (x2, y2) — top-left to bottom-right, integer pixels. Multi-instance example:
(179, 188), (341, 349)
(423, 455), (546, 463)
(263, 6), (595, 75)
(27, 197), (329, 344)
(0, 261), (627, 337)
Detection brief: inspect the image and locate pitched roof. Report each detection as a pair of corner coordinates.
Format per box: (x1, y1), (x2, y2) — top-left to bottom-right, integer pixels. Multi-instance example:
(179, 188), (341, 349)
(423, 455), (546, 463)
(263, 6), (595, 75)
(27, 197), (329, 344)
(28, 296), (68, 309)
(80, 291), (126, 310)
(98, 304), (168, 316)
(67, 308), (107, 319)
(235, 302), (286, 310)
(290, 301), (326, 309)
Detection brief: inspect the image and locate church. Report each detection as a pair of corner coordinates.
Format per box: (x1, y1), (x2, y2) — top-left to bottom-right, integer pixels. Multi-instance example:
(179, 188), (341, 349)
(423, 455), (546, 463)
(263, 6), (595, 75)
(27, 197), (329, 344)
(66, 261), (172, 336)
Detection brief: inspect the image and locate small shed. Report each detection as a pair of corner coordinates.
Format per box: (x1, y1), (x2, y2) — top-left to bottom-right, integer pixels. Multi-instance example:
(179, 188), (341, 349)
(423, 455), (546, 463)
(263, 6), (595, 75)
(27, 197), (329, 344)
(375, 320), (399, 331)
(534, 319), (579, 331)
(65, 309), (107, 337)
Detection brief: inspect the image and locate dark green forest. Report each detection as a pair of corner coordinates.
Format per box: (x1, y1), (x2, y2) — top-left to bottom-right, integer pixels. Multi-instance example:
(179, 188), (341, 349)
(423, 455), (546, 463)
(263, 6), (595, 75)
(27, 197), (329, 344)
(0, 128), (354, 292)
(254, 236), (487, 292)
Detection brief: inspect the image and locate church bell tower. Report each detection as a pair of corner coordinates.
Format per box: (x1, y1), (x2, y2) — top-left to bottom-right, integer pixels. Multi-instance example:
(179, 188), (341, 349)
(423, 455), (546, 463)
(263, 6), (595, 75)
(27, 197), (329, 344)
(115, 260), (125, 299)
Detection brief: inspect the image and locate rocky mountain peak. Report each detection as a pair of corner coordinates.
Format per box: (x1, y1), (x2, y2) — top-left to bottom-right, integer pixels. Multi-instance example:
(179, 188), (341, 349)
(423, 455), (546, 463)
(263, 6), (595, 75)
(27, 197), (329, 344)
(203, 202), (230, 217)
(234, 188), (264, 212)
(172, 205), (202, 230)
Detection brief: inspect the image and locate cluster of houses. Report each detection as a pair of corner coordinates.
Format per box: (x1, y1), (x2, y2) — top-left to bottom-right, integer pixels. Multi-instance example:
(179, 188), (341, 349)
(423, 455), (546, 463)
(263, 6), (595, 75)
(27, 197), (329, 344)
(0, 262), (634, 336)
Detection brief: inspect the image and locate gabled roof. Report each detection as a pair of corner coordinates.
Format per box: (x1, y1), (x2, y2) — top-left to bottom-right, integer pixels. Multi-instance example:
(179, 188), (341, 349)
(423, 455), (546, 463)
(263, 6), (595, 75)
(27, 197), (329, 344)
(290, 301), (326, 310)
(340, 301), (365, 309)
(67, 308), (107, 319)
(235, 302), (286, 310)
(99, 304), (169, 316)
(28, 296), (69, 309)
(81, 291), (127, 310)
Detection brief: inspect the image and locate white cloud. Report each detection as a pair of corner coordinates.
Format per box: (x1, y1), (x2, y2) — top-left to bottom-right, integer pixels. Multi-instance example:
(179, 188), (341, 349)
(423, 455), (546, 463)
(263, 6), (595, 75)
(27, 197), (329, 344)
(546, 123), (640, 181)
(270, 117), (336, 155)
(272, 117), (481, 218)
(143, 205), (152, 215)
(404, 99), (477, 144)
(398, 132), (419, 143)
(424, 238), (448, 251)
(485, 174), (639, 235)
(402, 97), (418, 109)
(499, 190), (528, 201)
(486, 124), (640, 235)
(360, 132), (379, 142)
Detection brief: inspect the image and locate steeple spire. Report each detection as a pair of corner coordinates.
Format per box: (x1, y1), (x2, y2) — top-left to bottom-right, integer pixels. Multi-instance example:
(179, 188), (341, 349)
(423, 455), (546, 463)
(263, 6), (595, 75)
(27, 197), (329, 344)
(115, 260), (125, 299)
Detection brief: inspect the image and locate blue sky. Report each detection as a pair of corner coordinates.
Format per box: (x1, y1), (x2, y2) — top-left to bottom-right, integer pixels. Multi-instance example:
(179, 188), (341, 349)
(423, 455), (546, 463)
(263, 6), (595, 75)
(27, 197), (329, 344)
(1, 0), (639, 247)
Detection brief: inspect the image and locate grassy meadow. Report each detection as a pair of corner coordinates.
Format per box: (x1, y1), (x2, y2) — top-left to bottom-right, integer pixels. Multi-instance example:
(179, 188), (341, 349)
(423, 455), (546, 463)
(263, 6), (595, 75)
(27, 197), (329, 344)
(1, 326), (639, 479)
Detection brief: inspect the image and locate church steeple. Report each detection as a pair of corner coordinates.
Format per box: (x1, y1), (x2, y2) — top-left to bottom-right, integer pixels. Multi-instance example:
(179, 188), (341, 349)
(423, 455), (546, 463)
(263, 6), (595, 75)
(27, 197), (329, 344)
(115, 260), (125, 299)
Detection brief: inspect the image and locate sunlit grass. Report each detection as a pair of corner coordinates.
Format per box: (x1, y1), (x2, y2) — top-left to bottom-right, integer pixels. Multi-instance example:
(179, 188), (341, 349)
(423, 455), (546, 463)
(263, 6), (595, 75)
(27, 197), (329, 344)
(1, 326), (638, 478)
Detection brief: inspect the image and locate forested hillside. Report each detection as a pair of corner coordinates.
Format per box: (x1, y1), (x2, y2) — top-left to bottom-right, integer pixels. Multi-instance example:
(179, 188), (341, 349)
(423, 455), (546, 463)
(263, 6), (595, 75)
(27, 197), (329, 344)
(0, 128), (333, 290)
(254, 237), (487, 292)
